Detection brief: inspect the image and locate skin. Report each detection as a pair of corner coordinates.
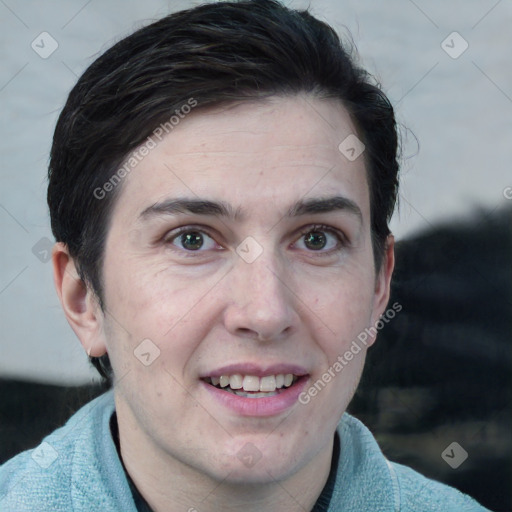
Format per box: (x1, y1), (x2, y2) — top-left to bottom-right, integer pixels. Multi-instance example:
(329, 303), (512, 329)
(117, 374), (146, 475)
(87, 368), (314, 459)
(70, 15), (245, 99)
(53, 95), (394, 512)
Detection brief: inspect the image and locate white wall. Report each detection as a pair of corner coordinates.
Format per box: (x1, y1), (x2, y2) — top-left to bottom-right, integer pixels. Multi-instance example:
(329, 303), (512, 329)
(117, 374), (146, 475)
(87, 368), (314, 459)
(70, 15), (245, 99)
(1, 0), (510, 385)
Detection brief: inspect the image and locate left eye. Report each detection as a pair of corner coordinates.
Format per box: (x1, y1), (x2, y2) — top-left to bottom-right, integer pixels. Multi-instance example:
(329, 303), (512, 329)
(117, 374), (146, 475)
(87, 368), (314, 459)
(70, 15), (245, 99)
(294, 225), (344, 253)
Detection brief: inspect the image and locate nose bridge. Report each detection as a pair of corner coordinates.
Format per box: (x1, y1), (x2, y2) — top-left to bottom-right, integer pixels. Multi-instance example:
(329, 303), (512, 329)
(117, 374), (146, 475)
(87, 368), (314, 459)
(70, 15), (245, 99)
(247, 252), (284, 300)
(225, 239), (297, 340)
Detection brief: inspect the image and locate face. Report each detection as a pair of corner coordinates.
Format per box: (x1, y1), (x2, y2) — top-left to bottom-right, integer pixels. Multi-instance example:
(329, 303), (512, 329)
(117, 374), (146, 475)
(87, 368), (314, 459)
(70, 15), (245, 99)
(86, 96), (393, 485)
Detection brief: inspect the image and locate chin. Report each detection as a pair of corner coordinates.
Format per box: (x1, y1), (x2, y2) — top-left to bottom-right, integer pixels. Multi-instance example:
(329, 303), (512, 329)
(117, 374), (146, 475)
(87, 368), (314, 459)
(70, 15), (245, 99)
(218, 459), (296, 486)
(212, 439), (304, 486)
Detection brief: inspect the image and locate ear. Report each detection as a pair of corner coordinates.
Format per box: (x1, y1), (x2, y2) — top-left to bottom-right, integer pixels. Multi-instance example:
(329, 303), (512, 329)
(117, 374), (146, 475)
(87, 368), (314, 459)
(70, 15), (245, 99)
(367, 234), (396, 345)
(52, 242), (107, 357)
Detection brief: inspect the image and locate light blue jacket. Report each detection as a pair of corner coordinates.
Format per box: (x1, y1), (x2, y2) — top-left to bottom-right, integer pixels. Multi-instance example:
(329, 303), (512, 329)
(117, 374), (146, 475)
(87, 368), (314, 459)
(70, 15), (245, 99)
(0, 390), (492, 511)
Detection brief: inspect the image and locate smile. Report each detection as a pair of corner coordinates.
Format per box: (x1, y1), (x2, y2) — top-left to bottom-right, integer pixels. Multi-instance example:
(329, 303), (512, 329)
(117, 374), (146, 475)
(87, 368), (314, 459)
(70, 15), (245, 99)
(202, 374), (299, 398)
(201, 370), (309, 416)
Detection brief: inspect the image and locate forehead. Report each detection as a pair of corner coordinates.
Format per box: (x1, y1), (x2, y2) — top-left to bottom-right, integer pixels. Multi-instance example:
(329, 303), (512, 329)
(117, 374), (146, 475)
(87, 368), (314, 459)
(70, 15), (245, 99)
(111, 95), (369, 223)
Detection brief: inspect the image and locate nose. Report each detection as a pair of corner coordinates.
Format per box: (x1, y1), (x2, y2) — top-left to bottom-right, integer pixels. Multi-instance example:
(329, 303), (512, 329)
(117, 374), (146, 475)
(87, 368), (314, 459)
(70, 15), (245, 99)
(222, 250), (299, 342)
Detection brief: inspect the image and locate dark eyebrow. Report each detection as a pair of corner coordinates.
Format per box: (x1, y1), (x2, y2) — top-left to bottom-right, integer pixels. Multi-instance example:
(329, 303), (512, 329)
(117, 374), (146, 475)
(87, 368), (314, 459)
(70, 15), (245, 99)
(286, 196), (362, 222)
(139, 195), (362, 223)
(139, 198), (244, 221)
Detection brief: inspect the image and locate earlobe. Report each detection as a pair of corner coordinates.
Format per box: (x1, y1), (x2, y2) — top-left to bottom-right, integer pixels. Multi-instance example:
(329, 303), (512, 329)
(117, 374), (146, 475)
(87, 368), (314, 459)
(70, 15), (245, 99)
(52, 242), (107, 357)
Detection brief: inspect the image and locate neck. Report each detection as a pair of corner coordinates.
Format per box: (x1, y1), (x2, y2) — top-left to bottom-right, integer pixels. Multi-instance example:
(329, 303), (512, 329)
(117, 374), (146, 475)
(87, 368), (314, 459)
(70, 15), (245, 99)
(115, 408), (334, 512)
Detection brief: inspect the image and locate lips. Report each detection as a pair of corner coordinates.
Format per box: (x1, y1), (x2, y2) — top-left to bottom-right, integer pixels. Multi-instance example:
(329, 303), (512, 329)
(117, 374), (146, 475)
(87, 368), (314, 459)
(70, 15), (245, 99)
(200, 364), (309, 416)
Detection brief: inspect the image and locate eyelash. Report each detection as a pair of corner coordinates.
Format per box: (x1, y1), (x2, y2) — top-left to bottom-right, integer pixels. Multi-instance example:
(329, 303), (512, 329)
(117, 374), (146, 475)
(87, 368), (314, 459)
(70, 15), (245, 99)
(296, 224), (348, 255)
(164, 224), (348, 258)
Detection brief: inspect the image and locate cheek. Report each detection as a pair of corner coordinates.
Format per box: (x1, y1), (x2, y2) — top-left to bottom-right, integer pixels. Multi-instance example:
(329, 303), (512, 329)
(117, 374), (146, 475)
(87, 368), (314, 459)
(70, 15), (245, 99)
(103, 253), (197, 333)
(308, 266), (375, 342)
(104, 229), (232, 381)
(101, 256), (219, 375)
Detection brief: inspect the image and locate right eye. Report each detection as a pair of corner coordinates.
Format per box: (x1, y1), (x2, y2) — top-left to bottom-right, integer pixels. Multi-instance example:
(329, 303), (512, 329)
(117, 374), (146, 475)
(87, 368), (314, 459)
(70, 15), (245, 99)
(164, 226), (221, 254)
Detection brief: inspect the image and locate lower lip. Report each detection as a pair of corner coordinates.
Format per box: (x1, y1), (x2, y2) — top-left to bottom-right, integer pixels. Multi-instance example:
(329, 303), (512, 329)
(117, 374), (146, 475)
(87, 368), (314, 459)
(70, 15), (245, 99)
(201, 376), (309, 417)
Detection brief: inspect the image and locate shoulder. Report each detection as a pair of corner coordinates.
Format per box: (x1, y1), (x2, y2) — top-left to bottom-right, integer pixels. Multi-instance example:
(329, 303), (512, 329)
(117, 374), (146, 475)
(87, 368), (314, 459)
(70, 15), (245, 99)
(0, 390), (133, 512)
(388, 461), (492, 511)
(335, 414), (492, 512)
(0, 435), (73, 511)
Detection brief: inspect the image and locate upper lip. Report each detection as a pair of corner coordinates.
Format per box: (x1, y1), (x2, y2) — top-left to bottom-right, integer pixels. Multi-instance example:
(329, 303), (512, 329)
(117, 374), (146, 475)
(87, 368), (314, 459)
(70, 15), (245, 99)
(200, 363), (309, 379)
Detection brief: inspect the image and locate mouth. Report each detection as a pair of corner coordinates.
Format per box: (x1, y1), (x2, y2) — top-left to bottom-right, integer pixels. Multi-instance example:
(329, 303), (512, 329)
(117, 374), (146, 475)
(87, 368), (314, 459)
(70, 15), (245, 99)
(201, 373), (302, 398)
(200, 364), (310, 416)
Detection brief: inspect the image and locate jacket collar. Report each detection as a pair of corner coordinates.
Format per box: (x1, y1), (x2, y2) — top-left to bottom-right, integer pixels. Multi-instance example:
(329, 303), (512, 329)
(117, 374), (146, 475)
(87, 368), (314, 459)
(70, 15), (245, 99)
(69, 391), (396, 512)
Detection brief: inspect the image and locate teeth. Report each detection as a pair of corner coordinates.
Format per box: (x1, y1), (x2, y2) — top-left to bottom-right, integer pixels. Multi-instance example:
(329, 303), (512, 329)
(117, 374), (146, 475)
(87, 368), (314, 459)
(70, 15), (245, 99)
(231, 390), (279, 398)
(206, 373), (299, 394)
(229, 374), (243, 390)
(259, 375), (276, 392)
(243, 375), (260, 392)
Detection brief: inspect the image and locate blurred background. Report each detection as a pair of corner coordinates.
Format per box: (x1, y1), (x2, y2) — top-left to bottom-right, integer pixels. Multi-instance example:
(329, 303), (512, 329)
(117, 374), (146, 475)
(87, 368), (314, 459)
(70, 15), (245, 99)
(0, 0), (511, 510)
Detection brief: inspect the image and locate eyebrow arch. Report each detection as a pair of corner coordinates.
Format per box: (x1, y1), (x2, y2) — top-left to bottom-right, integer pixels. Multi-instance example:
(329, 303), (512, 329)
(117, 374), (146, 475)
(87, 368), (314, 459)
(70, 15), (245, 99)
(139, 198), (243, 221)
(287, 196), (362, 222)
(139, 195), (363, 223)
